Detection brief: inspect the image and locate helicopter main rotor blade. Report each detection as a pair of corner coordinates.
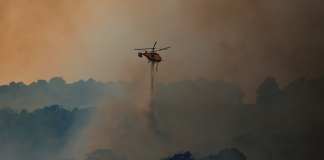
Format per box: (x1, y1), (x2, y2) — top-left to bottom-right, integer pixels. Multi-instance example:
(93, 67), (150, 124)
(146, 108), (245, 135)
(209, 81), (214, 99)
(135, 48), (165, 50)
(155, 47), (170, 52)
(134, 48), (154, 50)
(154, 41), (157, 47)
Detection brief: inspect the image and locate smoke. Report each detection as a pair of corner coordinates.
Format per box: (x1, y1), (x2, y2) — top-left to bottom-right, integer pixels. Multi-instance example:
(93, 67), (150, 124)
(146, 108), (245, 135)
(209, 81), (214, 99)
(0, 0), (95, 85)
(84, 58), (245, 160)
(86, 60), (162, 160)
(84, 75), (324, 160)
(78, 0), (324, 103)
(1, 0), (323, 103)
(1, 75), (323, 160)
(1, 0), (324, 159)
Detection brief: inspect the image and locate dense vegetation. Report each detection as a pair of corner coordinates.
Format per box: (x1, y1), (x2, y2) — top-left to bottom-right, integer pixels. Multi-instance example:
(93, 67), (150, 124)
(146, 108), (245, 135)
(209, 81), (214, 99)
(164, 149), (246, 160)
(0, 75), (323, 160)
(0, 77), (120, 110)
(85, 148), (246, 160)
(0, 105), (95, 160)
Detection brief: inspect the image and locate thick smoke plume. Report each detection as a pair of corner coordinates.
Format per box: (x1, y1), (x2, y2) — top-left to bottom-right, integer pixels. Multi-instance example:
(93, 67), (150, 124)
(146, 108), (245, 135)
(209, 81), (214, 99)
(1, 0), (323, 103)
(0, 75), (323, 160)
(87, 62), (160, 159)
(0, 0), (323, 160)
(85, 75), (324, 160)
(79, 0), (324, 103)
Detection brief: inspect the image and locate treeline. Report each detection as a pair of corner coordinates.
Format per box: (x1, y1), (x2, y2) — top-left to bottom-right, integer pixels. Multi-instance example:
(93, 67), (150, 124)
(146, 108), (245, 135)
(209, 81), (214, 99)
(0, 77), (120, 110)
(0, 105), (95, 160)
(0, 75), (324, 160)
(256, 76), (324, 106)
(0, 105), (247, 160)
(85, 148), (246, 160)
(0, 76), (244, 111)
(165, 149), (246, 160)
(149, 75), (324, 160)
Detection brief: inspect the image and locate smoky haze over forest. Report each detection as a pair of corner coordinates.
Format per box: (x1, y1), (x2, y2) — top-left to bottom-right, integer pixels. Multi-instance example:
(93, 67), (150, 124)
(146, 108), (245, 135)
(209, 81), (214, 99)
(0, 75), (324, 160)
(0, 0), (323, 160)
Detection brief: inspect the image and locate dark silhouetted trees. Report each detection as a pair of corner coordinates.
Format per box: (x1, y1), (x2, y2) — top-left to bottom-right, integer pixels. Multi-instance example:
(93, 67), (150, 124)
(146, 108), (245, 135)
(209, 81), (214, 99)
(1, 75), (324, 160)
(164, 151), (195, 160)
(0, 77), (118, 110)
(162, 149), (246, 160)
(0, 105), (95, 160)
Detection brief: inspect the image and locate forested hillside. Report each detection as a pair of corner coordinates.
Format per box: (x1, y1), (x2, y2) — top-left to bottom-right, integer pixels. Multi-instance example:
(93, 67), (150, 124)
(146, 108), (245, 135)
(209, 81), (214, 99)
(0, 76), (323, 160)
(0, 105), (95, 160)
(0, 77), (120, 110)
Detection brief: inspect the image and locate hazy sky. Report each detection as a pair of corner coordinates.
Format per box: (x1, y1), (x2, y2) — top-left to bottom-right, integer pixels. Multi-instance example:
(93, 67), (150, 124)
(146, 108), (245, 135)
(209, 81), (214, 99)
(0, 0), (323, 103)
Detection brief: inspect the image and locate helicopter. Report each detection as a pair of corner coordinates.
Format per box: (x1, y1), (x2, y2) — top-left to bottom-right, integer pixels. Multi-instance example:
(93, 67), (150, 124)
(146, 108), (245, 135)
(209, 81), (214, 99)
(135, 41), (170, 90)
(135, 41), (170, 64)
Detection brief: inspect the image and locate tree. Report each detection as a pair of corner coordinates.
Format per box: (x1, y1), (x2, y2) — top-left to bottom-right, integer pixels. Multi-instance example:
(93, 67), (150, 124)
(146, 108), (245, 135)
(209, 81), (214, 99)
(164, 151), (195, 160)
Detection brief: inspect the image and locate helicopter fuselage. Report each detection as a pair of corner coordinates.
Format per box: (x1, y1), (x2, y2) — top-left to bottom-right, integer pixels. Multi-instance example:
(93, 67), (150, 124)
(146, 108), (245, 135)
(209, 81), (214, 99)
(138, 51), (162, 62)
